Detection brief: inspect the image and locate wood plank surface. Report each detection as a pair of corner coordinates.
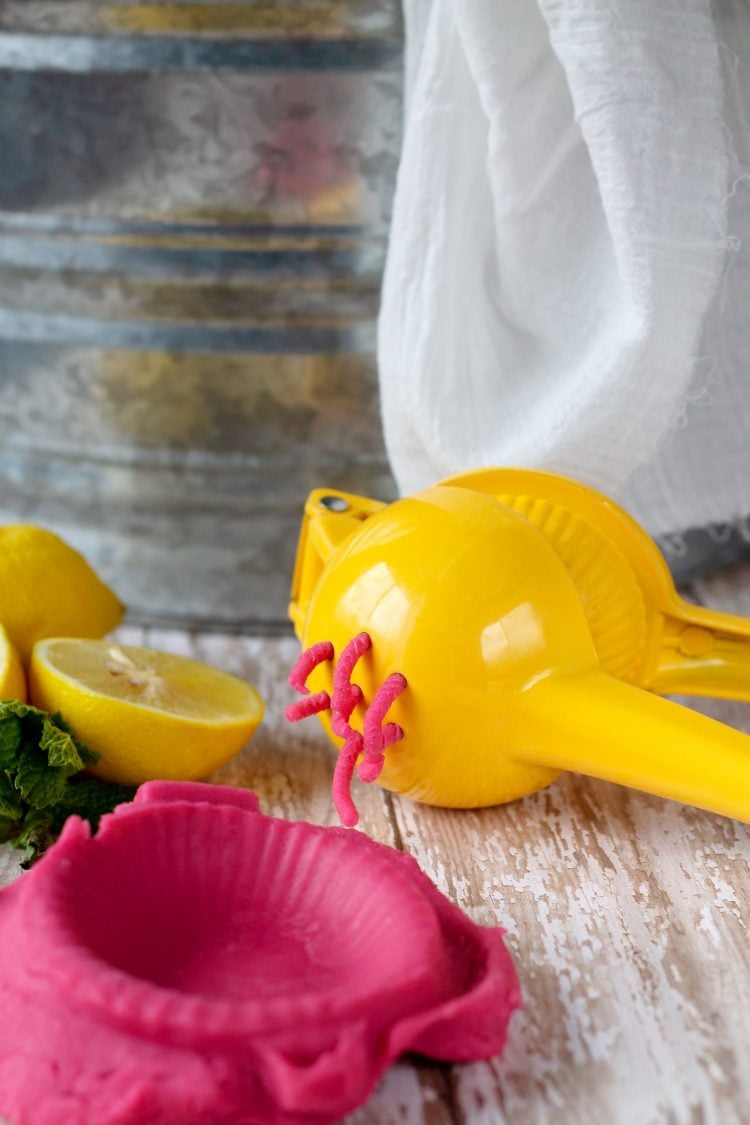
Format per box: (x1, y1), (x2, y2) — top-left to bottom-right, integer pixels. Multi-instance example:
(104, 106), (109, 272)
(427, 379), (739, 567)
(2, 567), (750, 1123)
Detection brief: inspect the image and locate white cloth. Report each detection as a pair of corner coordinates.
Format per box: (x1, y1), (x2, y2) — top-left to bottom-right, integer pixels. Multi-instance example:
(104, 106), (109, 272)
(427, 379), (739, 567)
(378, 0), (750, 538)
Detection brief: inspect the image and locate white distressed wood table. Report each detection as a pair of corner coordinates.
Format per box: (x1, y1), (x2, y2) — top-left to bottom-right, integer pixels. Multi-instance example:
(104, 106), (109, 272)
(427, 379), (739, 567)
(1, 566), (749, 1124)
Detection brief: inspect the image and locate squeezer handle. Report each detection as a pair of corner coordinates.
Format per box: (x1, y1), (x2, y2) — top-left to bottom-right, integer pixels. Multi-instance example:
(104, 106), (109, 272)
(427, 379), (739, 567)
(651, 602), (750, 701)
(520, 671), (750, 823)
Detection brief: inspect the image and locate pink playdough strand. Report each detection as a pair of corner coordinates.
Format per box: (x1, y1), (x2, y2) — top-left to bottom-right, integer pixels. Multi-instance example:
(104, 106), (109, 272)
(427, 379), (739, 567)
(285, 635), (408, 827)
(331, 632), (371, 720)
(287, 640), (334, 694)
(285, 691), (331, 723)
(332, 733), (364, 827)
(286, 640), (335, 723)
(331, 709), (353, 740)
(359, 674), (407, 783)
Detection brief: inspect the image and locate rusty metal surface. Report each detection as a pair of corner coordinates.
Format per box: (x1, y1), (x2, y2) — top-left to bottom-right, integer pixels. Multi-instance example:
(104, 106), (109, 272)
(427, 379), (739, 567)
(0, 1), (402, 628)
(0, 2), (402, 69)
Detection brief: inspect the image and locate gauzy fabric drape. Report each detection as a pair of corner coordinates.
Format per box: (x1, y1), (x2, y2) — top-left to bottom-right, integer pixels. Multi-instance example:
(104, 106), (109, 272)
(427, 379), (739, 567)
(378, 0), (750, 540)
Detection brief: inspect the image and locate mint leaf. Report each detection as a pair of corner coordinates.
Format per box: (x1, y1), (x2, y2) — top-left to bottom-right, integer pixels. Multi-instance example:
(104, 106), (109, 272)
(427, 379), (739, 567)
(15, 744), (69, 808)
(12, 808), (57, 866)
(54, 777), (135, 828)
(0, 700), (135, 863)
(0, 770), (21, 820)
(41, 712), (99, 771)
(0, 712), (24, 772)
(40, 721), (86, 772)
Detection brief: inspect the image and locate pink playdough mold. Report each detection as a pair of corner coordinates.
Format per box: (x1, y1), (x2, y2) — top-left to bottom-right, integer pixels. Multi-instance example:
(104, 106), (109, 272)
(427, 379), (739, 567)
(0, 782), (521, 1125)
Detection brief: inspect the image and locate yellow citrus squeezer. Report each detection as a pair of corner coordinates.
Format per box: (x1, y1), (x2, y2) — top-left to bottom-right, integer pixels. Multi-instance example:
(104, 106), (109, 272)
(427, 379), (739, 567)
(288, 476), (750, 823)
(442, 467), (750, 699)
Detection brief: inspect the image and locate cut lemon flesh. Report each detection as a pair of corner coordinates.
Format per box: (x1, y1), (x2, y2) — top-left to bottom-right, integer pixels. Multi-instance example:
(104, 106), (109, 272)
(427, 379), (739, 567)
(0, 625), (26, 702)
(54, 642), (259, 722)
(29, 639), (264, 786)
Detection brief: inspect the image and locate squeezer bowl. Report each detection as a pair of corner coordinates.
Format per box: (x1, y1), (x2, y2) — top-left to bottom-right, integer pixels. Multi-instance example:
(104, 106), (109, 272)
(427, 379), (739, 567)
(0, 782), (520, 1125)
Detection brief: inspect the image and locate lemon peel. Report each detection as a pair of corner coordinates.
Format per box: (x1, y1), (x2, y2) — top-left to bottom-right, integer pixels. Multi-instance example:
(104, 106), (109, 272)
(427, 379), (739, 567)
(29, 639), (264, 786)
(0, 526), (123, 663)
(0, 626), (26, 702)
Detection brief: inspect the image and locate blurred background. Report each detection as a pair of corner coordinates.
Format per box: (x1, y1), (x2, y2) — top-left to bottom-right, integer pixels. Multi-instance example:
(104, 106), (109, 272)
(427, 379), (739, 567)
(0, 1), (401, 631)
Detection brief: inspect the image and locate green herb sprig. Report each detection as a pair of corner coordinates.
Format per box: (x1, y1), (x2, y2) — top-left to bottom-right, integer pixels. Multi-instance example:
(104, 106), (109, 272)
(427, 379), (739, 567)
(0, 700), (135, 864)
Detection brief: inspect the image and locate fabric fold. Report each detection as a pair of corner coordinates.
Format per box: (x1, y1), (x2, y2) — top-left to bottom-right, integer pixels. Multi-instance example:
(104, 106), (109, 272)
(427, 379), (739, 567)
(379, 0), (742, 538)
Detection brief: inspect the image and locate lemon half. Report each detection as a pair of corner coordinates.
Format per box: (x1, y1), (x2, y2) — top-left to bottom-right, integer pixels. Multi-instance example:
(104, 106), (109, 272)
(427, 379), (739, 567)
(0, 525), (124, 663)
(29, 639), (264, 785)
(0, 625), (26, 702)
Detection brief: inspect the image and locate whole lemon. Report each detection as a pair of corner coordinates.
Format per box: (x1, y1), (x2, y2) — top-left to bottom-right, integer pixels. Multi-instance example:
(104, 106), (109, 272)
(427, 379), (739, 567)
(0, 525), (124, 663)
(0, 625), (26, 702)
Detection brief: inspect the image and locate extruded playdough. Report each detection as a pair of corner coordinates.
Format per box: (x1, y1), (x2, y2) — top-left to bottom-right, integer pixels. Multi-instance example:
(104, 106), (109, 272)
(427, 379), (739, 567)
(0, 782), (520, 1125)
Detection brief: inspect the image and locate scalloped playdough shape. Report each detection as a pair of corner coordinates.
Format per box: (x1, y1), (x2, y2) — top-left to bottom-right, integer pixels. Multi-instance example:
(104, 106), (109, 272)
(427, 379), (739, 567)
(0, 782), (520, 1124)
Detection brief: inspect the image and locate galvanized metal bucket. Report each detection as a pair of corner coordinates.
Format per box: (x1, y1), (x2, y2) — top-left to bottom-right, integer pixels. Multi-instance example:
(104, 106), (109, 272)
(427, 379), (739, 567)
(0, 1), (401, 630)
